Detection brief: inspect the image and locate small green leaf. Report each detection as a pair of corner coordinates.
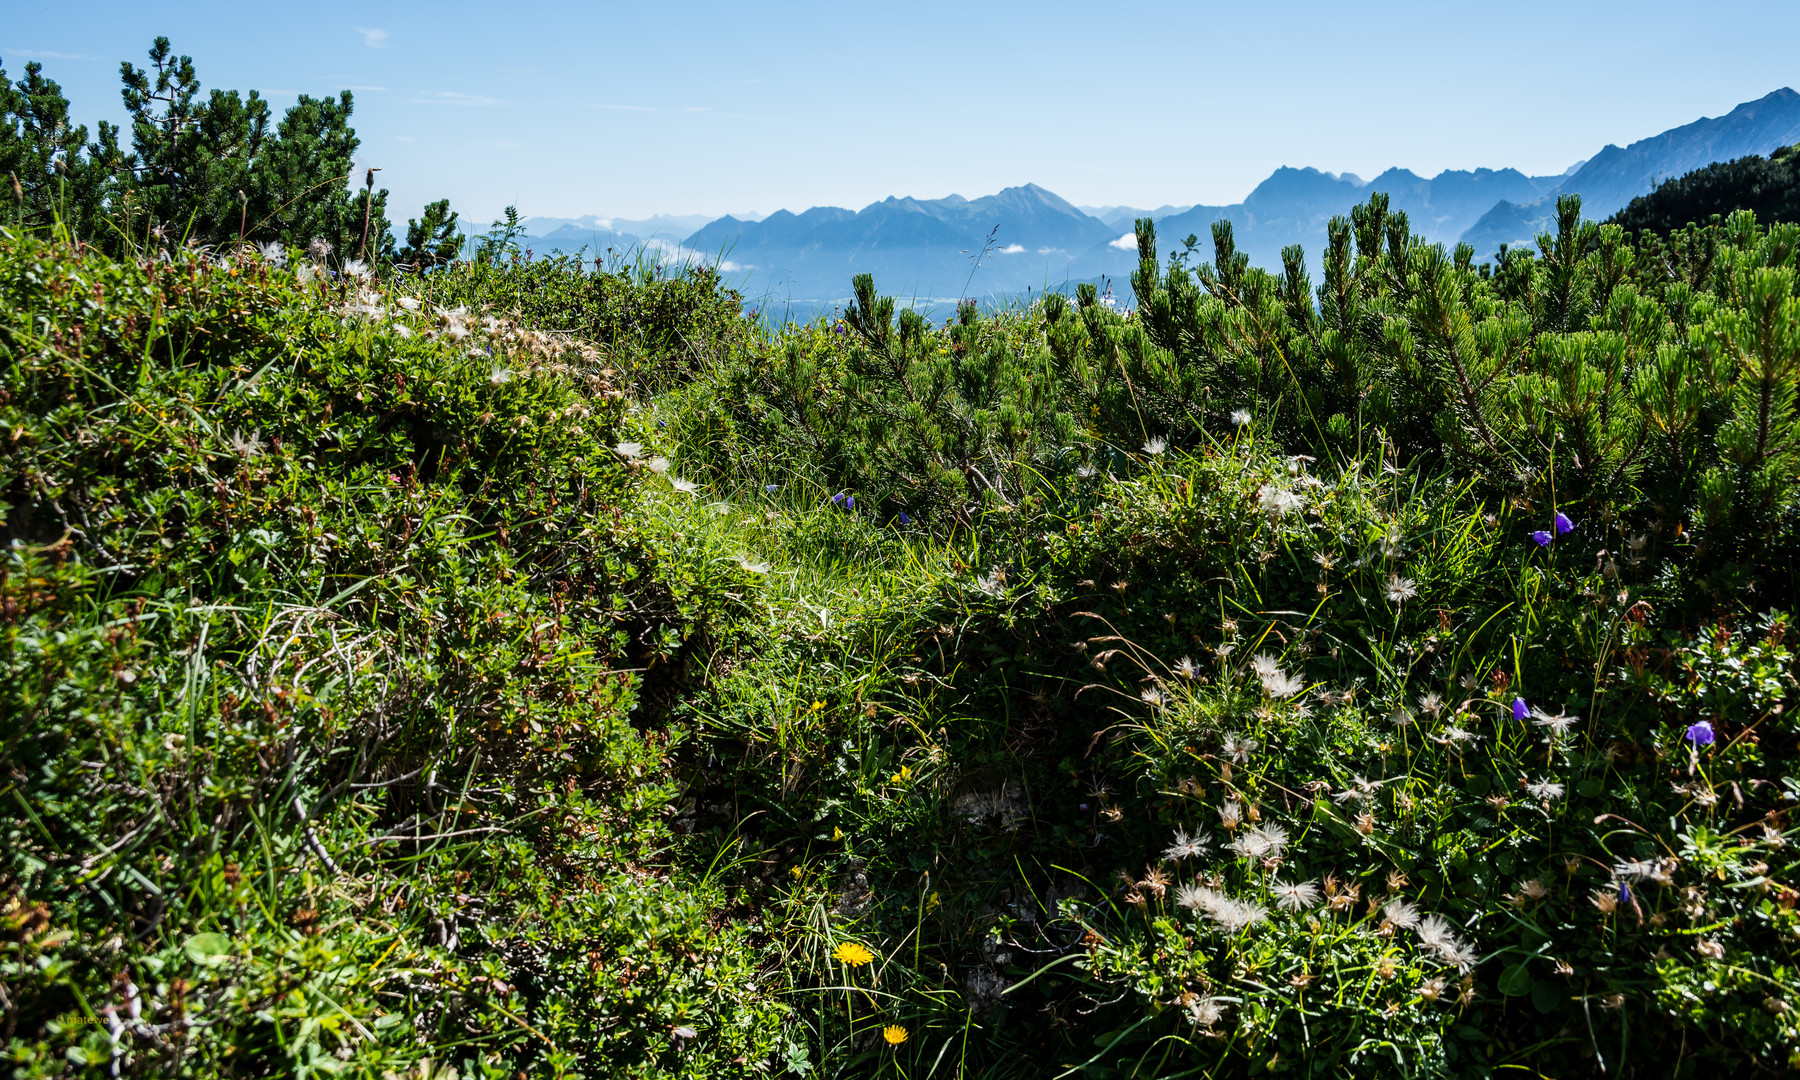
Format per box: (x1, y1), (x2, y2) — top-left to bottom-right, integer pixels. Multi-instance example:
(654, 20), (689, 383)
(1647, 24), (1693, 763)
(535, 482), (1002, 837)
(1577, 777), (1605, 798)
(1531, 979), (1563, 1013)
(1497, 963), (1534, 997)
(184, 932), (233, 966)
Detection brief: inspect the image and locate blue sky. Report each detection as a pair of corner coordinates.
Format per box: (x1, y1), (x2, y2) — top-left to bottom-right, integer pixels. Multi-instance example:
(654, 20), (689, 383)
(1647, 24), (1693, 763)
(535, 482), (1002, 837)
(8, 1), (1800, 227)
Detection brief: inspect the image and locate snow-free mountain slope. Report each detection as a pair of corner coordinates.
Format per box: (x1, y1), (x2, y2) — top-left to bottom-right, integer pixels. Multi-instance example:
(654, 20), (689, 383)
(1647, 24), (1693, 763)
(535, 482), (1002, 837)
(514, 89), (1800, 303)
(1461, 88), (1800, 255)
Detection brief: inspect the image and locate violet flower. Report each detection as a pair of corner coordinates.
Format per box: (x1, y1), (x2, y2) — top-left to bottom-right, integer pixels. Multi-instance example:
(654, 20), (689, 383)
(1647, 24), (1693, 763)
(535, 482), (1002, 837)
(1618, 880), (1632, 906)
(1512, 698), (1529, 722)
(1530, 530), (1553, 547)
(1685, 720), (1715, 746)
(898, 511), (913, 525)
(1554, 511), (1575, 536)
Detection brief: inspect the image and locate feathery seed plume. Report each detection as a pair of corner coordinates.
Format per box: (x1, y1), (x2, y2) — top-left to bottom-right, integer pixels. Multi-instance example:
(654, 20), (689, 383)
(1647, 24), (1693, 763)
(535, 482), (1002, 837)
(1162, 829), (1209, 861)
(1271, 879), (1322, 910)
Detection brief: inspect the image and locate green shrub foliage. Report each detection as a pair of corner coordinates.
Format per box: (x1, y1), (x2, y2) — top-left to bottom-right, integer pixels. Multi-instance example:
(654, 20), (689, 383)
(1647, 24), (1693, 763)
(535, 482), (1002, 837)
(676, 196), (1800, 571)
(5, 44), (1800, 1080)
(1, 236), (786, 1077)
(0, 39), (472, 261)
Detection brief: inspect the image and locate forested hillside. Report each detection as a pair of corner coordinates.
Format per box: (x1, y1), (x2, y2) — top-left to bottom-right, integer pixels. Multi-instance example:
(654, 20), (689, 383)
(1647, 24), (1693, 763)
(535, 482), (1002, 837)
(5, 39), (1800, 1080)
(1609, 144), (1800, 234)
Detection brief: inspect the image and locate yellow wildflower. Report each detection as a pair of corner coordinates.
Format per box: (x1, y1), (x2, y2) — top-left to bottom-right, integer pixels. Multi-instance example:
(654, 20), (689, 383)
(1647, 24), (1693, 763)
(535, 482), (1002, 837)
(882, 1024), (908, 1045)
(831, 826), (844, 841)
(892, 764), (912, 784)
(831, 942), (875, 967)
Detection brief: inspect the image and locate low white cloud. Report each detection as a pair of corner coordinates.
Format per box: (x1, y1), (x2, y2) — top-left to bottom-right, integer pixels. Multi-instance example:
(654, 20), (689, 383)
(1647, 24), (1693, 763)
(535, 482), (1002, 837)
(353, 27), (390, 48)
(998, 244), (1025, 255)
(408, 91), (501, 107)
(638, 237), (753, 275)
(1109, 232), (1137, 250)
(395, 135), (414, 142)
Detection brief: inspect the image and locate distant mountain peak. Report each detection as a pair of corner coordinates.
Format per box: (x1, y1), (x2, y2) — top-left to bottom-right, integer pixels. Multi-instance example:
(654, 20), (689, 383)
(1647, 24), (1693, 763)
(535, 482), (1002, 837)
(541, 88), (1800, 305)
(1743, 86), (1799, 107)
(1461, 87), (1800, 256)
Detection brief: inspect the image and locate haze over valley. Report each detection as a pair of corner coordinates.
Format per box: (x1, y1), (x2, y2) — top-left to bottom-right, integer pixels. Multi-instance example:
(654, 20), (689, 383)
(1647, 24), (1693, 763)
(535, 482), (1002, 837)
(515, 88), (1800, 307)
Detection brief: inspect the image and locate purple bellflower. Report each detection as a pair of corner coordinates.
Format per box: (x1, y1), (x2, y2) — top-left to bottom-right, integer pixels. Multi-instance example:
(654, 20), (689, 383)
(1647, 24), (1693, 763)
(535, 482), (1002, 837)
(1554, 511), (1575, 536)
(1512, 698), (1529, 722)
(898, 511), (913, 525)
(1618, 880), (1632, 906)
(1530, 530), (1554, 547)
(1685, 720), (1716, 746)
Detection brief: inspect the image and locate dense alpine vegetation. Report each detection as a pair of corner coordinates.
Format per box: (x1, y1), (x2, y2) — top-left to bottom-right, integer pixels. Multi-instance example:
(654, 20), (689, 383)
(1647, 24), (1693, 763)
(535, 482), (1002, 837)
(1609, 143), (1800, 235)
(5, 38), (1800, 1080)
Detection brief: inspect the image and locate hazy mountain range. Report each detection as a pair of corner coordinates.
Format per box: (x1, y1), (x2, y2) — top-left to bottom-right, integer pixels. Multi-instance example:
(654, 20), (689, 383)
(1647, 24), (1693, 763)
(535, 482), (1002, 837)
(511, 212), (755, 259)
(1078, 203), (1196, 228)
(513, 88), (1800, 306)
(1461, 87), (1800, 254)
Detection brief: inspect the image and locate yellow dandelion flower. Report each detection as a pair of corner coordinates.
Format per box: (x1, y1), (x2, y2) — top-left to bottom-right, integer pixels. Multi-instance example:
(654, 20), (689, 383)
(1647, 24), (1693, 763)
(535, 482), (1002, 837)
(831, 826), (844, 841)
(882, 1024), (909, 1045)
(832, 941), (875, 967)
